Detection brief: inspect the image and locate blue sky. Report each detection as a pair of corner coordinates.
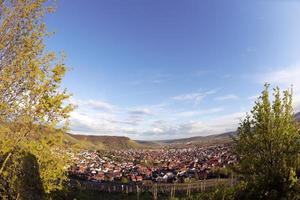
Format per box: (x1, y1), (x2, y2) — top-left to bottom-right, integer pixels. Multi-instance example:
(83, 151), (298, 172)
(45, 0), (300, 140)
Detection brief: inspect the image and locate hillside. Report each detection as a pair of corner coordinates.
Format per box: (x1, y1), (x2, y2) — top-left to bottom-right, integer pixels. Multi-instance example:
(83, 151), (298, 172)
(65, 112), (300, 150)
(64, 133), (148, 150)
(64, 132), (233, 150)
(295, 112), (300, 121)
(155, 131), (235, 146)
(160, 111), (300, 146)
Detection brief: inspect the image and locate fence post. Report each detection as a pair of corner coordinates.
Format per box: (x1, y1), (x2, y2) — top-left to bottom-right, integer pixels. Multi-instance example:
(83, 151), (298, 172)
(153, 184), (158, 200)
(137, 185), (140, 200)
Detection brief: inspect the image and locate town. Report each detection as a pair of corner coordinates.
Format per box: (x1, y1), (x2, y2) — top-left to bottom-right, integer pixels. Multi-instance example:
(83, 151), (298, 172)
(69, 144), (236, 184)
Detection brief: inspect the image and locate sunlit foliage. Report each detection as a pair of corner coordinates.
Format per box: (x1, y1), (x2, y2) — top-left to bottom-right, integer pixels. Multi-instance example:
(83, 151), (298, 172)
(234, 84), (300, 199)
(0, 0), (73, 198)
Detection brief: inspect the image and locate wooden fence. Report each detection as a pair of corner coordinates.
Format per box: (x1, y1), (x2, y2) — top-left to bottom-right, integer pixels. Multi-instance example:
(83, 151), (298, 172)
(76, 178), (237, 199)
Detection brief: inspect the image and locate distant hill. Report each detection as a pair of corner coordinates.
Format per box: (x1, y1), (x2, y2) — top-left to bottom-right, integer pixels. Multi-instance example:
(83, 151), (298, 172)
(65, 112), (300, 150)
(64, 133), (149, 150)
(156, 112), (300, 146)
(65, 131), (234, 150)
(134, 140), (162, 148)
(154, 131), (236, 146)
(295, 112), (300, 121)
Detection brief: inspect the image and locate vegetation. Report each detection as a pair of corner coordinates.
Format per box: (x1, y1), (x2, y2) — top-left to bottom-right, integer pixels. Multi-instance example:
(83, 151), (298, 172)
(67, 134), (147, 150)
(0, 0), (299, 199)
(166, 85), (300, 199)
(0, 0), (73, 198)
(233, 84), (300, 199)
(64, 132), (235, 151)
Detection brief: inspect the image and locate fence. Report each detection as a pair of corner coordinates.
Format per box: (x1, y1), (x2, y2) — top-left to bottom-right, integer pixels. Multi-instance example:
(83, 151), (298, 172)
(76, 178), (237, 199)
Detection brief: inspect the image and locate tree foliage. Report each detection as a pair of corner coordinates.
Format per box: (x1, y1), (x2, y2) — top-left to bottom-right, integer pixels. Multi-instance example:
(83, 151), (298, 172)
(234, 84), (300, 199)
(0, 0), (73, 198)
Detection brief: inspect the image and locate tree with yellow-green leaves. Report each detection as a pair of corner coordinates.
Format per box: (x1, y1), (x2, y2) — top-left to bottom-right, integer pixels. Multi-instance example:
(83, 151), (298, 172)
(0, 0), (73, 199)
(234, 84), (300, 199)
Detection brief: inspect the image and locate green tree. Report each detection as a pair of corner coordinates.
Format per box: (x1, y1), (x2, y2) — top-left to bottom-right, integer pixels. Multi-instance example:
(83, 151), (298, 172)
(234, 84), (300, 199)
(0, 0), (73, 198)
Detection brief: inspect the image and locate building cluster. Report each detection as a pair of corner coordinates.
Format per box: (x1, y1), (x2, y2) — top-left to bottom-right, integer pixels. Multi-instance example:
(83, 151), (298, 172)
(69, 144), (236, 183)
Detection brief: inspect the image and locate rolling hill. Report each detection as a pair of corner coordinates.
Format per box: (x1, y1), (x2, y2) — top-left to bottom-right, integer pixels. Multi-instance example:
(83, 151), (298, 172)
(64, 133), (148, 150)
(65, 112), (300, 150)
(295, 112), (300, 121)
(64, 132), (233, 150)
(154, 131), (236, 146)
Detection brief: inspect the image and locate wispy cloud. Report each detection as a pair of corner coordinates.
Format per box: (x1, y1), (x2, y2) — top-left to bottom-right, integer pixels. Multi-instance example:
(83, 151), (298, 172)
(151, 73), (173, 84)
(69, 95), (245, 140)
(71, 98), (116, 112)
(69, 98), (160, 137)
(260, 63), (300, 92)
(176, 107), (224, 117)
(173, 93), (206, 102)
(215, 94), (239, 101)
(129, 108), (153, 115)
(172, 89), (218, 103)
(139, 112), (246, 140)
(294, 94), (300, 112)
(70, 110), (117, 134)
(248, 95), (259, 100)
(86, 100), (115, 111)
(129, 73), (173, 85)
(259, 63), (300, 111)
(193, 70), (210, 77)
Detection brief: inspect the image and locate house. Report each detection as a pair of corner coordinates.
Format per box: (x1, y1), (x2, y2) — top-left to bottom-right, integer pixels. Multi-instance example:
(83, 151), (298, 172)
(136, 176), (143, 182)
(131, 175), (137, 182)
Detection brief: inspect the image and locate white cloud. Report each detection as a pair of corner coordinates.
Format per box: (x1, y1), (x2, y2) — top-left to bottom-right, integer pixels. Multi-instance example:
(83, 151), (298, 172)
(86, 100), (115, 111)
(69, 98), (160, 138)
(261, 64), (300, 92)
(173, 93), (206, 102)
(138, 112), (246, 140)
(182, 112), (244, 135)
(70, 109), (145, 137)
(248, 95), (259, 100)
(222, 74), (232, 79)
(68, 95), (245, 140)
(260, 63), (300, 111)
(128, 108), (152, 115)
(176, 107), (224, 117)
(71, 98), (115, 112)
(172, 89), (218, 103)
(194, 70), (210, 76)
(215, 94), (239, 101)
(129, 73), (172, 85)
(294, 94), (300, 112)
(70, 110), (117, 134)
